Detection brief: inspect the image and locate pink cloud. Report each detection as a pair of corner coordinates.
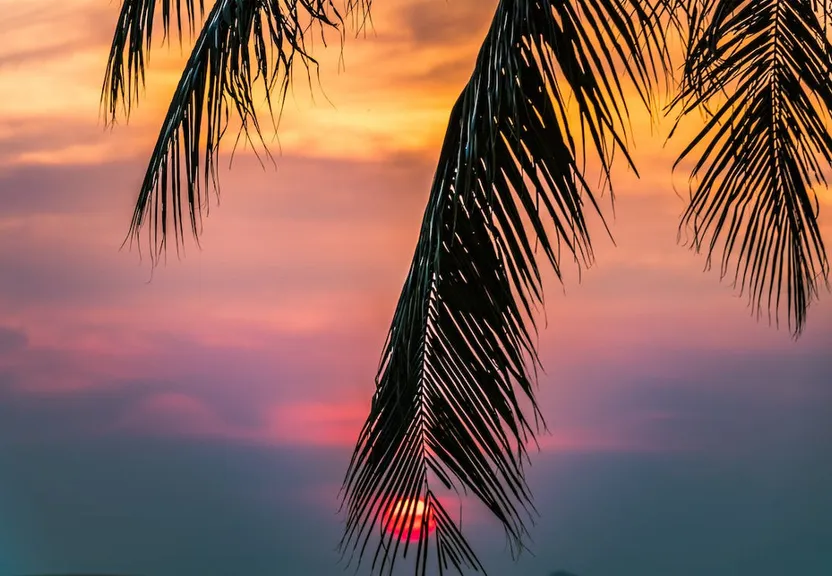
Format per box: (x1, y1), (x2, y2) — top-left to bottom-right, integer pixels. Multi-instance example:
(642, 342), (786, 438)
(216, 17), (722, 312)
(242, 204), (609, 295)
(258, 402), (368, 447)
(114, 392), (369, 447)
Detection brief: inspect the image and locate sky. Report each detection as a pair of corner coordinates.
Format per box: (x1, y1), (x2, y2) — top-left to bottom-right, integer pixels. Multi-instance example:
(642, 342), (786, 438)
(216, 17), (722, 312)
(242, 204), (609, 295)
(0, 1), (830, 575)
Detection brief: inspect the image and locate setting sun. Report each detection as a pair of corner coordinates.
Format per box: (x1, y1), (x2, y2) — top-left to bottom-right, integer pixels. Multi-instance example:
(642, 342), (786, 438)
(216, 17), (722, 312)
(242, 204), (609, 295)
(383, 498), (437, 542)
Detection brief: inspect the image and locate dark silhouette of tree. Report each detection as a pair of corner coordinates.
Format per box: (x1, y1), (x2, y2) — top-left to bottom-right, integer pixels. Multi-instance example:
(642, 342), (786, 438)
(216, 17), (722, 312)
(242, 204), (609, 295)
(101, 0), (830, 575)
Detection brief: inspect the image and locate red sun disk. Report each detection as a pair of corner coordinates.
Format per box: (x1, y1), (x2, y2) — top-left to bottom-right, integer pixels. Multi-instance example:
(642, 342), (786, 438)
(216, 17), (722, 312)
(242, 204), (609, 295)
(383, 497), (437, 542)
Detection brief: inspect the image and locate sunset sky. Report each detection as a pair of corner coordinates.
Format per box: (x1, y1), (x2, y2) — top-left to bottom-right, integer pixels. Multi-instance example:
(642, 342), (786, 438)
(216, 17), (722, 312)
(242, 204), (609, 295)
(0, 1), (830, 575)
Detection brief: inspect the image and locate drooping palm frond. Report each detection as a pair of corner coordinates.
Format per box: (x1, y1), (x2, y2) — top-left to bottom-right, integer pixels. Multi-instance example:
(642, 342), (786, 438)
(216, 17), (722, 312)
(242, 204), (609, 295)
(340, 1), (669, 574)
(669, 0), (831, 336)
(102, 0), (370, 261)
(102, 0), (206, 120)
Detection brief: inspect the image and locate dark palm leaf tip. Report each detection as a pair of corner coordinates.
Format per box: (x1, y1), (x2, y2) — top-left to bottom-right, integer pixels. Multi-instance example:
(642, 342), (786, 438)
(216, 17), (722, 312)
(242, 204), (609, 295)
(102, 0), (371, 263)
(101, 0), (205, 123)
(102, 0), (372, 120)
(669, 0), (831, 336)
(340, 1), (668, 575)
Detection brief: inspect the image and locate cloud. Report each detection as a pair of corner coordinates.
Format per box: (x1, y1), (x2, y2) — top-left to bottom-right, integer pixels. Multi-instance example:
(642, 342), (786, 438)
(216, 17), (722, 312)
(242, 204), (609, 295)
(545, 343), (832, 456)
(0, 154), (429, 317)
(118, 396), (374, 447)
(0, 41), (87, 69)
(0, 325), (26, 355)
(0, 317), (380, 446)
(0, 118), (148, 167)
(0, 0), (492, 165)
(258, 401), (368, 446)
(116, 391), (244, 439)
(0, 150), (827, 456)
(396, 0), (494, 46)
(0, 316), (669, 453)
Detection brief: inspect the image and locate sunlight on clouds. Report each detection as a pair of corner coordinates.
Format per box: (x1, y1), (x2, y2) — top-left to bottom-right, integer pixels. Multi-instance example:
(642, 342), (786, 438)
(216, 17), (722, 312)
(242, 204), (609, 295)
(12, 142), (124, 166)
(0, 0), (155, 164)
(2, 0), (832, 204)
(0, 57), (101, 118)
(0, 0), (493, 164)
(0, 0), (106, 117)
(266, 104), (453, 159)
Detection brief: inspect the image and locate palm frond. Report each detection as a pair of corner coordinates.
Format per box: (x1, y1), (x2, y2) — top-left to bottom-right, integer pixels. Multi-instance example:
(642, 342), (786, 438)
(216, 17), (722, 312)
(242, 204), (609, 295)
(102, 0), (206, 121)
(103, 0), (370, 261)
(669, 0), (831, 336)
(340, 1), (668, 574)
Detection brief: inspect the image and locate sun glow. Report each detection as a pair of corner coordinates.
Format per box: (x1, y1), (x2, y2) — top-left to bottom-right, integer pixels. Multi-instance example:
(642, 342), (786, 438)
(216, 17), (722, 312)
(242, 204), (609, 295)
(383, 497), (437, 542)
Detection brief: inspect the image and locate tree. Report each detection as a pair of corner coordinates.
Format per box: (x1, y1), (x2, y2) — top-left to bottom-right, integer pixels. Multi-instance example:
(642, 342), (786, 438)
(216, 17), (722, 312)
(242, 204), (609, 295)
(102, 1), (830, 575)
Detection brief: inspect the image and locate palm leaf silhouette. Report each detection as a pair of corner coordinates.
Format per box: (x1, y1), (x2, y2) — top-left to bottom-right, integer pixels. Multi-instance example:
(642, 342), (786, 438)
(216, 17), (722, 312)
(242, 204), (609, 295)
(669, 0), (831, 335)
(339, 1), (667, 574)
(102, 0), (370, 260)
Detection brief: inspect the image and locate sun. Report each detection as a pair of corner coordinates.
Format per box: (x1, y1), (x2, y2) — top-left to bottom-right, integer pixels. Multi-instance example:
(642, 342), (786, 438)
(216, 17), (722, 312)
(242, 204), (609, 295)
(383, 497), (437, 542)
